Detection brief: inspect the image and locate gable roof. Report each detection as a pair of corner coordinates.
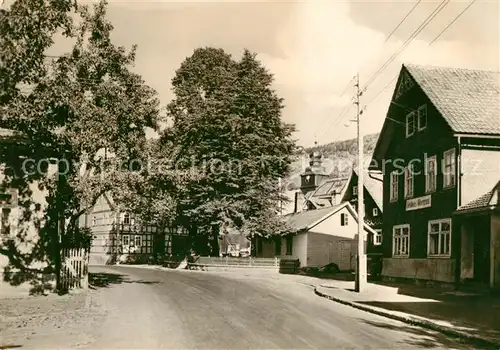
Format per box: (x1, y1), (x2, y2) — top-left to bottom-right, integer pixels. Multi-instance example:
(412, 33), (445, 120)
(284, 202), (376, 235)
(456, 181), (500, 214)
(405, 64), (500, 135)
(370, 64), (500, 170)
(352, 169), (383, 211)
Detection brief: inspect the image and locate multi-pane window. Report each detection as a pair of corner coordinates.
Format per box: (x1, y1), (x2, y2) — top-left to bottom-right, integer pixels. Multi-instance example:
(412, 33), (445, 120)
(134, 235), (142, 247)
(418, 105), (427, 130)
(340, 213), (348, 226)
(123, 213), (130, 225)
(404, 164), (414, 198)
(443, 149), (456, 188)
(393, 224), (410, 257)
(428, 219), (451, 256)
(122, 234), (130, 246)
(390, 171), (399, 202)
(425, 156), (437, 193)
(353, 186), (358, 196)
(374, 229), (382, 246)
(406, 111), (416, 137)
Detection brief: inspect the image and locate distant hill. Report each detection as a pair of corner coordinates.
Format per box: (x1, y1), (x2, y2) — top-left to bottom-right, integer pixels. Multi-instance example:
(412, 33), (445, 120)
(284, 133), (380, 191)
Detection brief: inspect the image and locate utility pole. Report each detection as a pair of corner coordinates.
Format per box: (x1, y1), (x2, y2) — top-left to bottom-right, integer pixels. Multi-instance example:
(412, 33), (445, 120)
(354, 73), (367, 293)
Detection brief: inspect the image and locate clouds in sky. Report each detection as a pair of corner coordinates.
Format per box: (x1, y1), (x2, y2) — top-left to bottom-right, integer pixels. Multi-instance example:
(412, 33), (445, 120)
(44, 0), (500, 146)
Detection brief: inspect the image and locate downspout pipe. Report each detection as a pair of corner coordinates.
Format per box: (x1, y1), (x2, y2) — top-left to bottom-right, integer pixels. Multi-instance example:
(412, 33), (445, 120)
(455, 136), (462, 290)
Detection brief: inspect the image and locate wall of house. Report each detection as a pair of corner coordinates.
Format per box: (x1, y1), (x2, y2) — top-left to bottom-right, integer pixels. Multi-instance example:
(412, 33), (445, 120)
(491, 212), (500, 289)
(313, 207), (365, 240)
(382, 258), (456, 283)
(306, 231), (358, 270)
(461, 149), (500, 207)
(285, 233), (307, 267)
(381, 75), (460, 283)
(85, 195), (117, 265)
(0, 164), (57, 276)
(460, 220), (474, 281)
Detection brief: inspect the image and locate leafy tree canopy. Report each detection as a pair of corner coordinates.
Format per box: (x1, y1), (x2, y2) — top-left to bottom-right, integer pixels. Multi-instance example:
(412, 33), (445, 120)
(0, 0), (164, 288)
(162, 47), (296, 240)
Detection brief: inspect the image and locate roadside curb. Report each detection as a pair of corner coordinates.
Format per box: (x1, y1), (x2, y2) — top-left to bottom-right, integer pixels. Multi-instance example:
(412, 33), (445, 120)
(314, 286), (500, 349)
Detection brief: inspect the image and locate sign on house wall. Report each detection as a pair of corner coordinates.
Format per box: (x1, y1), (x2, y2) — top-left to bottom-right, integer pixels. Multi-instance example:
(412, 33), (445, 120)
(406, 195), (432, 211)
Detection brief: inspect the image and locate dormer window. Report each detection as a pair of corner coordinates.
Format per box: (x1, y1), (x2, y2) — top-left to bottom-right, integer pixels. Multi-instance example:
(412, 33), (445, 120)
(418, 105), (427, 130)
(406, 111), (416, 137)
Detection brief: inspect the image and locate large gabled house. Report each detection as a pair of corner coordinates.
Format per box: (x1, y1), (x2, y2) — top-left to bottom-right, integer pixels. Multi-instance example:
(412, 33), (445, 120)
(369, 64), (500, 288)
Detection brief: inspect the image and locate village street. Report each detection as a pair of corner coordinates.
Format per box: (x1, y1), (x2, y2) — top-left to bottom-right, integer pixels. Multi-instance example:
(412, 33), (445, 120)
(1, 266), (474, 350)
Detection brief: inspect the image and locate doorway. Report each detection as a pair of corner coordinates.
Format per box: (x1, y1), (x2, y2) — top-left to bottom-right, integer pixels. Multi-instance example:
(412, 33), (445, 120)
(472, 217), (491, 284)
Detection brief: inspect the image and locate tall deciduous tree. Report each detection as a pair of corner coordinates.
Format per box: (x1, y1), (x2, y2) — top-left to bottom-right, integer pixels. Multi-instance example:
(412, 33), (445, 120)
(0, 0), (162, 291)
(163, 47), (295, 254)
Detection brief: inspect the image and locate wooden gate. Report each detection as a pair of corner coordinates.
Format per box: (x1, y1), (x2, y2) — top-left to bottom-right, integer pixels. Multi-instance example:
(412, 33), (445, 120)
(61, 248), (89, 290)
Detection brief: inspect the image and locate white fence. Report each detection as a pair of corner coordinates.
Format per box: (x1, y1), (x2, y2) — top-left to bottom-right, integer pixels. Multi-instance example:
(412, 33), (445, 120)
(61, 248), (89, 290)
(194, 256), (280, 268)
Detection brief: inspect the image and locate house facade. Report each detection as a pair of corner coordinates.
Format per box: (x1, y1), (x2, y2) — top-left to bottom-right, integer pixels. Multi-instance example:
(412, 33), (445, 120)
(370, 64), (500, 287)
(82, 194), (190, 265)
(0, 129), (58, 277)
(255, 151), (384, 271)
(342, 169), (383, 254)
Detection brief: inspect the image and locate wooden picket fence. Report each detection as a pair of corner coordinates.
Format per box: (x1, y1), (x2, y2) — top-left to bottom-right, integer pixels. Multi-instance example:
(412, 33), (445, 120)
(192, 256), (280, 269)
(60, 248), (89, 291)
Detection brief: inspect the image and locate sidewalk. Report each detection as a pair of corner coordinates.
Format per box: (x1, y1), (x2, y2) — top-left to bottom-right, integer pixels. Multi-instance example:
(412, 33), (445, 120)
(315, 280), (500, 348)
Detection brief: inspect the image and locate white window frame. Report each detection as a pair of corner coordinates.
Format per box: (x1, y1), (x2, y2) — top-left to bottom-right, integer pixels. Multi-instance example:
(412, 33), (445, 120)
(340, 213), (348, 226)
(392, 224), (410, 257)
(443, 148), (456, 189)
(134, 235), (142, 247)
(123, 213), (130, 225)
(374, 229), (382, 246)
(425, 155), (437, 193)
(406, 111), (416, 137)
(404, 164), (414, 199)
(390, 171), (399, 203)
(428, 218), (452, 257)
(353, 186), (358, 196)
(122, 234), (130, 246)
(372, 208), (378, 217)
(418, 105), (427, 131)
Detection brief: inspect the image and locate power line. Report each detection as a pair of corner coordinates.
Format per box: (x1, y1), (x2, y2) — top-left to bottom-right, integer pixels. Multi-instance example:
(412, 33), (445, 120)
(429, 0), (477, 45)
(311, 75), (356, 142)
(363, 0), (451, 91)
(384, 0), (422, 43)
(318, 96), (355, 143)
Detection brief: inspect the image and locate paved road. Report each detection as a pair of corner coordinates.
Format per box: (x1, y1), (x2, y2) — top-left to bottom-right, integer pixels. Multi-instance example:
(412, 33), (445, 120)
(80, 265), (471, 349)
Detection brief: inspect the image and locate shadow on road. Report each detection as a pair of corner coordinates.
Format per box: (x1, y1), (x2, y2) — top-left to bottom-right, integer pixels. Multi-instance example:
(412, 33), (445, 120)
(89, 272), (161, 289)
(358, 319), (482, 349)
(0, 345), (23, 349)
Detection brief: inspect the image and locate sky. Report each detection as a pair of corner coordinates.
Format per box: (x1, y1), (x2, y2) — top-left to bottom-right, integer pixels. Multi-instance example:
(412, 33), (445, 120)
(6, 0), (499, 148)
